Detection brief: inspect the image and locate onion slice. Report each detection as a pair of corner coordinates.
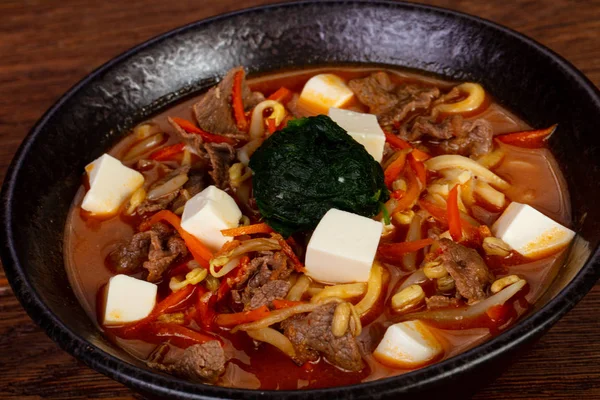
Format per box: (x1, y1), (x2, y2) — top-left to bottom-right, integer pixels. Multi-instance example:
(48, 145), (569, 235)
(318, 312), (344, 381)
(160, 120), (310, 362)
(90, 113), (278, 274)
(232, 303), (322, 332)
(398, 269), (427, 291)
(147, 174), (189, 200)
(246, 327), (296, 358)
(400, 279), (527, 329)
(123, 133), (165, 161)
(425, 155), (510, 190)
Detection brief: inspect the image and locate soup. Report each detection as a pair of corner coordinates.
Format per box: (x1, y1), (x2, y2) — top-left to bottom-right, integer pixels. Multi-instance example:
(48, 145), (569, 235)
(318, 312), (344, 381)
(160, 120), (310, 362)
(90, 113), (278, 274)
(64, 66), (574, 389)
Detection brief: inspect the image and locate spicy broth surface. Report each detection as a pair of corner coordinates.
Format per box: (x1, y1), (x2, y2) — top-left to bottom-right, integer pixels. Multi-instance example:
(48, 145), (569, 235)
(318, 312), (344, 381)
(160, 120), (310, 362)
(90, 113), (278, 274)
(64, 66), (571, 389)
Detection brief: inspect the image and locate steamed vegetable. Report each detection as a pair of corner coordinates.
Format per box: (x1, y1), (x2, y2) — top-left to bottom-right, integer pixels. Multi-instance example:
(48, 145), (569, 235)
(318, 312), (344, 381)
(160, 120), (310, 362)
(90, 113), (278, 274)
(250, 116), (389, 236)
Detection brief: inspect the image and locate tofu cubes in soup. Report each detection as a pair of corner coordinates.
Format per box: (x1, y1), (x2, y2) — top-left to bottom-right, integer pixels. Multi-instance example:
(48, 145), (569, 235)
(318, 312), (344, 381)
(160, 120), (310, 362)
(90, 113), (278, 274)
(306, 209), (383, 283)
(82, 154), (144, 215)
(103, 275), (157, 325)
(181, 185), (242, 251)
(492, 202), (575, 258)
(328, 107), (386, 163)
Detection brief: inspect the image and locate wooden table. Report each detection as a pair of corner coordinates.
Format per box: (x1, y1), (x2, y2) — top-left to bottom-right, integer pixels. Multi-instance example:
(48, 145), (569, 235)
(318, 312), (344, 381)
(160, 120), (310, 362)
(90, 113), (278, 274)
(0, 0), (598, 398)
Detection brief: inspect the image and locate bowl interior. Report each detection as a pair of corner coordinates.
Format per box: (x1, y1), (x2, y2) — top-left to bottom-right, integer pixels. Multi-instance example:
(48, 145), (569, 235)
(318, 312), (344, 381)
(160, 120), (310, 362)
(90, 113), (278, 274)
(2, 1), (599, 398)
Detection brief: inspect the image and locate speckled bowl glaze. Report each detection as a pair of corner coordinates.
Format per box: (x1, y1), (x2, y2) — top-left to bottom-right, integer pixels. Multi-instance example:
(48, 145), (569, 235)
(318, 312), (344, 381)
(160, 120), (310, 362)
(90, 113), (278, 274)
(1, 1), (599, 398)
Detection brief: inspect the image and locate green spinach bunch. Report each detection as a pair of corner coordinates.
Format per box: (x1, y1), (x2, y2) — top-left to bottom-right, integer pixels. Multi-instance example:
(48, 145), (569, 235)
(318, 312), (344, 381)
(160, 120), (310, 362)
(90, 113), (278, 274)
(249, 115), (389, 237)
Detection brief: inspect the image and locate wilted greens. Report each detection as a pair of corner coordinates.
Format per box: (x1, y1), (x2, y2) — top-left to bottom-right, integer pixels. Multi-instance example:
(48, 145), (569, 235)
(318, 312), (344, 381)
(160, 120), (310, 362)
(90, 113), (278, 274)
(249, 115), (389, 237)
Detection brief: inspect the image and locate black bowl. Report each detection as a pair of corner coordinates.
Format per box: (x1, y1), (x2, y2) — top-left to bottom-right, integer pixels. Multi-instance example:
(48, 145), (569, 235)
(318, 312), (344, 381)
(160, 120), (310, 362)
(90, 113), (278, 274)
(2, 1), (599, 399)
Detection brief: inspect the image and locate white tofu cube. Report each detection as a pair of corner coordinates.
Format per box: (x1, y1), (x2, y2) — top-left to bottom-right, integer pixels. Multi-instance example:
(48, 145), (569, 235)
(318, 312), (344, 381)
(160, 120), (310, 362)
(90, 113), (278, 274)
(492, 202), (575, 258)
(305, 208), (383, 283)
(181, 185), (242, 251)
(81, 154), (145, 215)
(374, 320), (443, 368)
(103, 274), (157, 325)
(328, 108), (386, 163)
(298, 74), (354, 115)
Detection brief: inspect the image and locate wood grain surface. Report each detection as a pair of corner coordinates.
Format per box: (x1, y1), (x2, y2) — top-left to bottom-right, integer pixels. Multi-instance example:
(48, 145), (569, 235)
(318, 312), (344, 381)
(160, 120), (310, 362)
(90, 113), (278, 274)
(0, 0), (599, 399)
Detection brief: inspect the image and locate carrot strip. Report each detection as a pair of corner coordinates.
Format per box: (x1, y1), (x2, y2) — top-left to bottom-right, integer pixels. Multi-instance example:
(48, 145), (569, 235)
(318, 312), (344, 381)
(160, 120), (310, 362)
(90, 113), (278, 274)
(392, 166), (421, 214)
(384, 131), (410, 150)
(267, 87), (293, 103)
(384, 150), (408, 189)
(447, 185), (463, 242)
(221, 222), (274, 237)
(156, 284), (198, 315)
(151, 323), (220, 348)
(408, 153), (427, 185)
(149, 143), (186, 161)
(216, 255), (250, 301)
(195, 290), (217, 331)
(266, 118), (277, 135)
(496, 124), (557, 148)
(418, 199), (482, 241)
(141, 210), (213, 268)
(171, 117), (203, 134)
(272, 299), (305, 309)
(418, 199), (449, 224)
(114, 320), (221, 348)
(232, 70), (248, 132)
(378, 238), (434, 258)
(384, 131), (431, 161)
(171, 117), (235, 144)
(411, 149), (431, 162)
(390, 189), (406, 200)
(215, 305), (271, 327)
(273, 234), (304, 272)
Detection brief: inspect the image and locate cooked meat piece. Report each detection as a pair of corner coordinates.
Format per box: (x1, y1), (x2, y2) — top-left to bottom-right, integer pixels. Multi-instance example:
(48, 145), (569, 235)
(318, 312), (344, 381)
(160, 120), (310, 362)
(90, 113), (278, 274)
(135, 166), (191, 215)
(349, 72), (440, 128)
(349, 72), (397, 115)
(437, 238), (494, 303)
(147, 341), (226, 382)
(426, 295), (462, 310)
(247, 280), (291, 310)
(402, 115), (494, 157)
(171, 171), (206, 212)
(183, 172), (206, 197)
(247, 251), (292, 287)
(282, 302), (364, 372)
(439, 119), (494, 157)
(136, 191), (179, 215)
(107, 231), (152, 273)
(144, 232), (188, 282)
(168, 116), (205, 156)
(404, 115), (457, 141)
(230, 259), (260, 291)
(151, 220), (175, 238)
(232, 252), (293, 310)
(107, 222), (173, 273)
(192, 67), (264, 138)
(383, 84), (440, 127)
(205, 142), (236, 190)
